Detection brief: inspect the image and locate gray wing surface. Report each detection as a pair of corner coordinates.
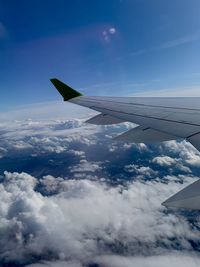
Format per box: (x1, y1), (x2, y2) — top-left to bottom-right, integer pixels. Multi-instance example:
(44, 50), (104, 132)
(71, 95), (200, 146)
(162, 179), (200, 210)
(51, 79), (200, 210)
(113, 126), (177, 143)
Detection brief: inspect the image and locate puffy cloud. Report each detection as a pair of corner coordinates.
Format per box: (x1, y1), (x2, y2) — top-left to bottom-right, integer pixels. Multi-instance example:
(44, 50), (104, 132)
(68, 149), (85, 157)
(152, 155), (192, 174)
(0, 171), (199, 266)
(26, 253), (200, 267)
(69, 159), (102, 173)
(95, 253), (200, 267)
(27, 261), (81, 267)
(152, 156), (176, 167)
(0, 117), (200, 266)
(124, 164), (157, 178)
(0, 118), (99, 158)
(162, 141), (200, 167)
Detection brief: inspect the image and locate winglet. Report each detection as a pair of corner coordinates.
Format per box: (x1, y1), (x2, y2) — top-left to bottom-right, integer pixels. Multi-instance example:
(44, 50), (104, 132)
(50, 78), (83, 101)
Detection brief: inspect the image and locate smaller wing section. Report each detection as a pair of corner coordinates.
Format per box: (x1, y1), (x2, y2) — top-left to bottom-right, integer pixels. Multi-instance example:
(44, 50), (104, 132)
(187, 132), (200, 152)
(86, 114), (125, 125)
(162, 179), (200, 210)
(114, 126), (177, 143)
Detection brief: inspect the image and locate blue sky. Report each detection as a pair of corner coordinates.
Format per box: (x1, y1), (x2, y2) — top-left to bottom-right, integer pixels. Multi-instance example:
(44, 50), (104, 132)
(0, 0), (200, 110)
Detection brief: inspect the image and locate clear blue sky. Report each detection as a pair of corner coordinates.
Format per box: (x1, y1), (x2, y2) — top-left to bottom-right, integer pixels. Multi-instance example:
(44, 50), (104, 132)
(0, 0), (200, 110)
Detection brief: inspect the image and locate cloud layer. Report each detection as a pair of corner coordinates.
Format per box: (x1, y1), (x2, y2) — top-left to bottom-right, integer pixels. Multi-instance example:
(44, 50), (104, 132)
(0, 171), (200, 267)
(0, 116), (200, 266)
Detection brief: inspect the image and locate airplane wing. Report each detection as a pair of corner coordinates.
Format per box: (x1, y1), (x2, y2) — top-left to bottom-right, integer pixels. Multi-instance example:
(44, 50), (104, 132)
(51, 78), (200, 210)
(162, 178), (200, 210)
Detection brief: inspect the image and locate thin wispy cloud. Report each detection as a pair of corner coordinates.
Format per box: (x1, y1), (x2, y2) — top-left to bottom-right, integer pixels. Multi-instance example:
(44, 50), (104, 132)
(130, 49), (146, 57)
(117, 31), (200, 63)
(160, 31), (200, 49)
(192, 72), (200, 76)
(127, 32), (200, 59)
(0, 22), (8, 39)
(131, 85), (200, 97)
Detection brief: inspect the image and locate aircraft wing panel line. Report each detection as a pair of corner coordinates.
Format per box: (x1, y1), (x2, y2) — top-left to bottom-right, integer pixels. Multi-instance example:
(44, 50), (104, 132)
(71, 98), (200, 127)
(186, 131), (200, 139)
(88, 106), (200, 138)
(73, 96), (200, 112)
(71, 97), (200, 139)
(89, 106), (200, 127)
(114, 126), (177, 143)
(85, 113), (125, 125)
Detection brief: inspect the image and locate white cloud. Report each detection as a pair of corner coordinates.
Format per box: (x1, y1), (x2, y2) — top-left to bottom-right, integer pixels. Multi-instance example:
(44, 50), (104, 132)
(163, 141), (200, 167)
(152, 156), (176, 167)
(124, 164), (157, 177)
(27, 261), (81, 267)
(130, 49), (146, 57)
(69, 159), (102, 173)
(0, 118), (100, 158)
(0, 171), (199, 266)
(0, 101), (96, 122)
(152, 155), (192, 173)
(0, 117), (200, 265)
(26, 253), (200, 267)
(131, 85), (200, 97)
(160, 32), (200, 49)
(95, 253), (200, 267)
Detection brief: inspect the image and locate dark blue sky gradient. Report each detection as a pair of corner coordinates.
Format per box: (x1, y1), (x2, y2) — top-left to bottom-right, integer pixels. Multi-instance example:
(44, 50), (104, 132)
(0, 0), (200, 109)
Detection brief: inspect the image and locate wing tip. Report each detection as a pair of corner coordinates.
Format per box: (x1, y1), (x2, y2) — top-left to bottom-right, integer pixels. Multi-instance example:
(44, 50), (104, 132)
(50, 78), (83, 101)
(161, 200), (170, 208)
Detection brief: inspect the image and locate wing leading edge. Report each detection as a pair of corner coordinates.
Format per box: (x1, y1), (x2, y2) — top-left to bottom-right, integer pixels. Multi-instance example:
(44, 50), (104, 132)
(51, 79), (200, 210)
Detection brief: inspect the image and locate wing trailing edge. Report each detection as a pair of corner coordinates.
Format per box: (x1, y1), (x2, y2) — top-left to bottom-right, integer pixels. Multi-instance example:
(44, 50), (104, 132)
(114, 126), (177, 143)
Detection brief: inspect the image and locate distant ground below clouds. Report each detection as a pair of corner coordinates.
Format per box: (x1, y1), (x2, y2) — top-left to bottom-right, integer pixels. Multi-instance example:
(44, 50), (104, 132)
(1, 103), (200, 267)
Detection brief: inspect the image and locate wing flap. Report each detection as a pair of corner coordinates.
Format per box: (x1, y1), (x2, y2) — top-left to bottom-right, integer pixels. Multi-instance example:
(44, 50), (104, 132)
(162, 179), (200, 210)
(114, 126), (177, 143)
(86, 114), (125, 125)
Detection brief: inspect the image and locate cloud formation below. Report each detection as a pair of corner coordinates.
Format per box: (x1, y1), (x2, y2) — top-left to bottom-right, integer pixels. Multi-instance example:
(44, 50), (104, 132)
(0, 115), (200, 266)
(0, 171), (200, 267)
